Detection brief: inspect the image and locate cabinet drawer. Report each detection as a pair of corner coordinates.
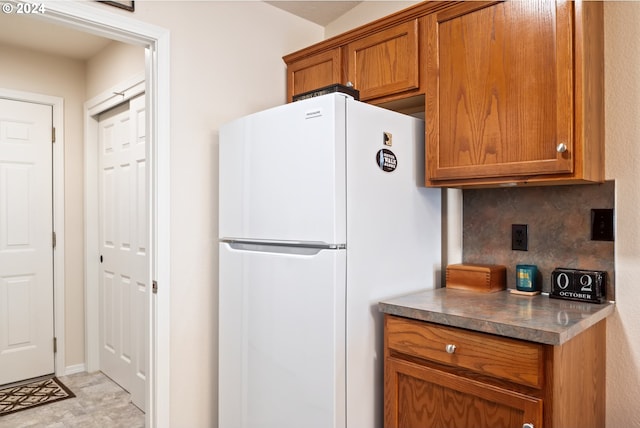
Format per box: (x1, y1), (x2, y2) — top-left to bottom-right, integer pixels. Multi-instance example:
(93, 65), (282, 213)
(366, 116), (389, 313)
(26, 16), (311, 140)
(386, 315), (544, 388)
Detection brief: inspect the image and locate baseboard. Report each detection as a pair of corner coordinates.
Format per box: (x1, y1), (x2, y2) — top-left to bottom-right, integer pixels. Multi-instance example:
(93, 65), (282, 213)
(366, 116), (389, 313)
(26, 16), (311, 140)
(64, 364), (86, 375)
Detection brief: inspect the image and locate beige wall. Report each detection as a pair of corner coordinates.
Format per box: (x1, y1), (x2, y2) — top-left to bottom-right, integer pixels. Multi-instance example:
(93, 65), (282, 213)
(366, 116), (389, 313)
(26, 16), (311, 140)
(604, 2), (640, 426)
(325, 1), (419, 38)
(0, 43), (87, 367)
(86, 41), (145, 100)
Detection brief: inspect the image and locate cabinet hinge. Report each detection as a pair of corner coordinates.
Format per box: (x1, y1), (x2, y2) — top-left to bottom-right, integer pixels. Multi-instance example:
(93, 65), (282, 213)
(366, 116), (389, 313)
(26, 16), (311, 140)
(152, 280), (158, 294)
(53, 337), (57, 353)
(52, 127), (56, 143)
(52, 231), (56, 249)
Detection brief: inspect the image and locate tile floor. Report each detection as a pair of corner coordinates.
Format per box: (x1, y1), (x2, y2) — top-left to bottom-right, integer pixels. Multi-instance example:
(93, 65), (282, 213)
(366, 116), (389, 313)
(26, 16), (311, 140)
(0, 371), (145, 427)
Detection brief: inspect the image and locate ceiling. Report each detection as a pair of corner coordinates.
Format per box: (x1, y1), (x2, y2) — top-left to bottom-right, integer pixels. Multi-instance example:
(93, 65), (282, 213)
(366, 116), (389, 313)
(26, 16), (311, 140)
(266, 1), (361, 26)
(0, 1), (361, 61)
(0, 12), (111, 60)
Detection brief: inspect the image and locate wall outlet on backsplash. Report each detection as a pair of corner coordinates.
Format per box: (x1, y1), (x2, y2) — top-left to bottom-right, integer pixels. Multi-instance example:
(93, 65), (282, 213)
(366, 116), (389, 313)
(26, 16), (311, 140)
(591, 209), (614, 241)
(512, 224), (528, 251)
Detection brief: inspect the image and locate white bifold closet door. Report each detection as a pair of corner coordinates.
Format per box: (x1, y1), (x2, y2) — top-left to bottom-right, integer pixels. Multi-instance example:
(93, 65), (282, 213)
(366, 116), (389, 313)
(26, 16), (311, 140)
(98, 94), (148, 411)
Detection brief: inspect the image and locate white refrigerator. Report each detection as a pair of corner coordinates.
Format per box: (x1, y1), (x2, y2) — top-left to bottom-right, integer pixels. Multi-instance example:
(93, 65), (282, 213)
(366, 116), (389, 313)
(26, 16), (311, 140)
(218, 93), (441, 428)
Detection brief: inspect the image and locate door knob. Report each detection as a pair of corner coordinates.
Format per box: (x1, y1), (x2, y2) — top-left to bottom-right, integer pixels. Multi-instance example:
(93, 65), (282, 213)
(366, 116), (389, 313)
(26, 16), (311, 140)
(556, 143), (568, 153)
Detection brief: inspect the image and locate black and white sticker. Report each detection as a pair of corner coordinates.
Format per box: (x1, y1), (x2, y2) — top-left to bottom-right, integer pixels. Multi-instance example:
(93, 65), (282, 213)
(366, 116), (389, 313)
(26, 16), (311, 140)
(376, 149), (397, 172)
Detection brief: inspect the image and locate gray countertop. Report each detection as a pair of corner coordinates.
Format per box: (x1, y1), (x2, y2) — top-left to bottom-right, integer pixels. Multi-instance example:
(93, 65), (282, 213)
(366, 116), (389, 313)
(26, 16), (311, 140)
(378, 287), (615, 345)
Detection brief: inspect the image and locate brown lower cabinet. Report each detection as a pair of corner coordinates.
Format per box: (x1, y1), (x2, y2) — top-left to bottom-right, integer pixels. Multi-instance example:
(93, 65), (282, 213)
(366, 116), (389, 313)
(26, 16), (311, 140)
(384, 314), (606, 428)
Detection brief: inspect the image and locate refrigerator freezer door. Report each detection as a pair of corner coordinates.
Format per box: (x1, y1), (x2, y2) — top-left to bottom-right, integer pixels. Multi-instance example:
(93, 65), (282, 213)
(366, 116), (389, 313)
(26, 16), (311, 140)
(219, 242), (347, 428)
(219, 94), (347, 245)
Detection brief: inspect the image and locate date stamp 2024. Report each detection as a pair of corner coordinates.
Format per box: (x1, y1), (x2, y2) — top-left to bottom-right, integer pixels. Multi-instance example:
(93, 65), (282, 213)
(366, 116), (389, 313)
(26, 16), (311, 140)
(1, 2), (46, 14)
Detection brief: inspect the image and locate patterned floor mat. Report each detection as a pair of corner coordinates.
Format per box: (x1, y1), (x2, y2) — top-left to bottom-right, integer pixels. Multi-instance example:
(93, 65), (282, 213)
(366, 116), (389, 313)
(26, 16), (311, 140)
(0, 377), (75, 417)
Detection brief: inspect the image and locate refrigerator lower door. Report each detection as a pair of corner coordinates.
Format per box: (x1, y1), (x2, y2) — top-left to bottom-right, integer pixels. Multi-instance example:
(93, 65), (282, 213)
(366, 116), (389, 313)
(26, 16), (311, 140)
(219, 242), (347, 428)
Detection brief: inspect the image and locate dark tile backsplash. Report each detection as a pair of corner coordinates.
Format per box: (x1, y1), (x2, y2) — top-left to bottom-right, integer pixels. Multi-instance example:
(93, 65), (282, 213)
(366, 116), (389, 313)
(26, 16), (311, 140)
(462, 181), (615, 299)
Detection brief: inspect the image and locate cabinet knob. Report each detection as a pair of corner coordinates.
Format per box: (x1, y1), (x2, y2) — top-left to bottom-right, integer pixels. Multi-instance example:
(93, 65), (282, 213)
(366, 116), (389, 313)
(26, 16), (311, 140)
(523, 423), (534, 428)
(556, 143), (568, 153)
(445, 344), (456, 354)
(345, 81), (354, 88)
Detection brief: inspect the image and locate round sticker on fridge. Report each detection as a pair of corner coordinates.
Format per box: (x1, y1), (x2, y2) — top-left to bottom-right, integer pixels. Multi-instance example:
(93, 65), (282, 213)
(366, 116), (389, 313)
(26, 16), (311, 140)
(376, 149), (397, 172)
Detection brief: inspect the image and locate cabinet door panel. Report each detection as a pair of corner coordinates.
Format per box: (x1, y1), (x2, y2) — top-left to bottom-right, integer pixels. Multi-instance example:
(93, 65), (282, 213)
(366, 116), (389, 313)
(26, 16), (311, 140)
(385, 357), (542, 428)
(426, 0), (574, 182)
(347, 20), (419, 101)
(287, 49), (342, 101)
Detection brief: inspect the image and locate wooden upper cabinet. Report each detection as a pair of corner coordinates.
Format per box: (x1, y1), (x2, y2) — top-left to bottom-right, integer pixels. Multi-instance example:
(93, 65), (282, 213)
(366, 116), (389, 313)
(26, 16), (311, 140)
(425, 0), (604, 187)
(283, 2), (453, 105)
(284, 20), (420, 103)
(285, 48), (342, 102)
(283, 0), (604, 188)
(346, 20), (420, 101)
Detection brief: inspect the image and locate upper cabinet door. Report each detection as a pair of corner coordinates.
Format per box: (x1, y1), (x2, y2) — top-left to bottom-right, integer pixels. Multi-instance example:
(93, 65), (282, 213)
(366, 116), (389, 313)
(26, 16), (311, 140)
(347, 20), (420, 101)
(426, 1), (582, 185)
(286, 48), (342, 102)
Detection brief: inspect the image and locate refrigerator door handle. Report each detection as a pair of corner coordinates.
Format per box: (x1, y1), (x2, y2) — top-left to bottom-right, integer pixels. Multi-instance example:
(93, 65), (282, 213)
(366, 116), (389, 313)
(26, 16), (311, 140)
(221, 238), (345, 255)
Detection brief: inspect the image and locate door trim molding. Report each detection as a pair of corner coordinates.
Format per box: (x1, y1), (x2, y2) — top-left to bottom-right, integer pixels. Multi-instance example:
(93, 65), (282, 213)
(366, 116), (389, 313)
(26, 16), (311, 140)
(35, 2), (172, 427)
(0, 87), (65, 385)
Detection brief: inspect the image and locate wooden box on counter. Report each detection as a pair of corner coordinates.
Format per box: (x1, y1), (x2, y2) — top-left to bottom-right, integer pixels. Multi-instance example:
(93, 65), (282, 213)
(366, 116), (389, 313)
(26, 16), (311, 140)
(445, 264), (506, 293)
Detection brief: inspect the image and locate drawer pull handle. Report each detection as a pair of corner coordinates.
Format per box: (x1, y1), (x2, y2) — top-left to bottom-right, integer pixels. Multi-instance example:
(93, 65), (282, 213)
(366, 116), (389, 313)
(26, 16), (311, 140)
(445, 344), (456, 354)
(523, 424), (534, 428)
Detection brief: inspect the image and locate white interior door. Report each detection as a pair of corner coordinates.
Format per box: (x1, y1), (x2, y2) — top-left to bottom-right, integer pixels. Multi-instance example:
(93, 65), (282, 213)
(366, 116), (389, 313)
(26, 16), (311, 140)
(98, 94), (148, 411)
(0, 98), (54, 385)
